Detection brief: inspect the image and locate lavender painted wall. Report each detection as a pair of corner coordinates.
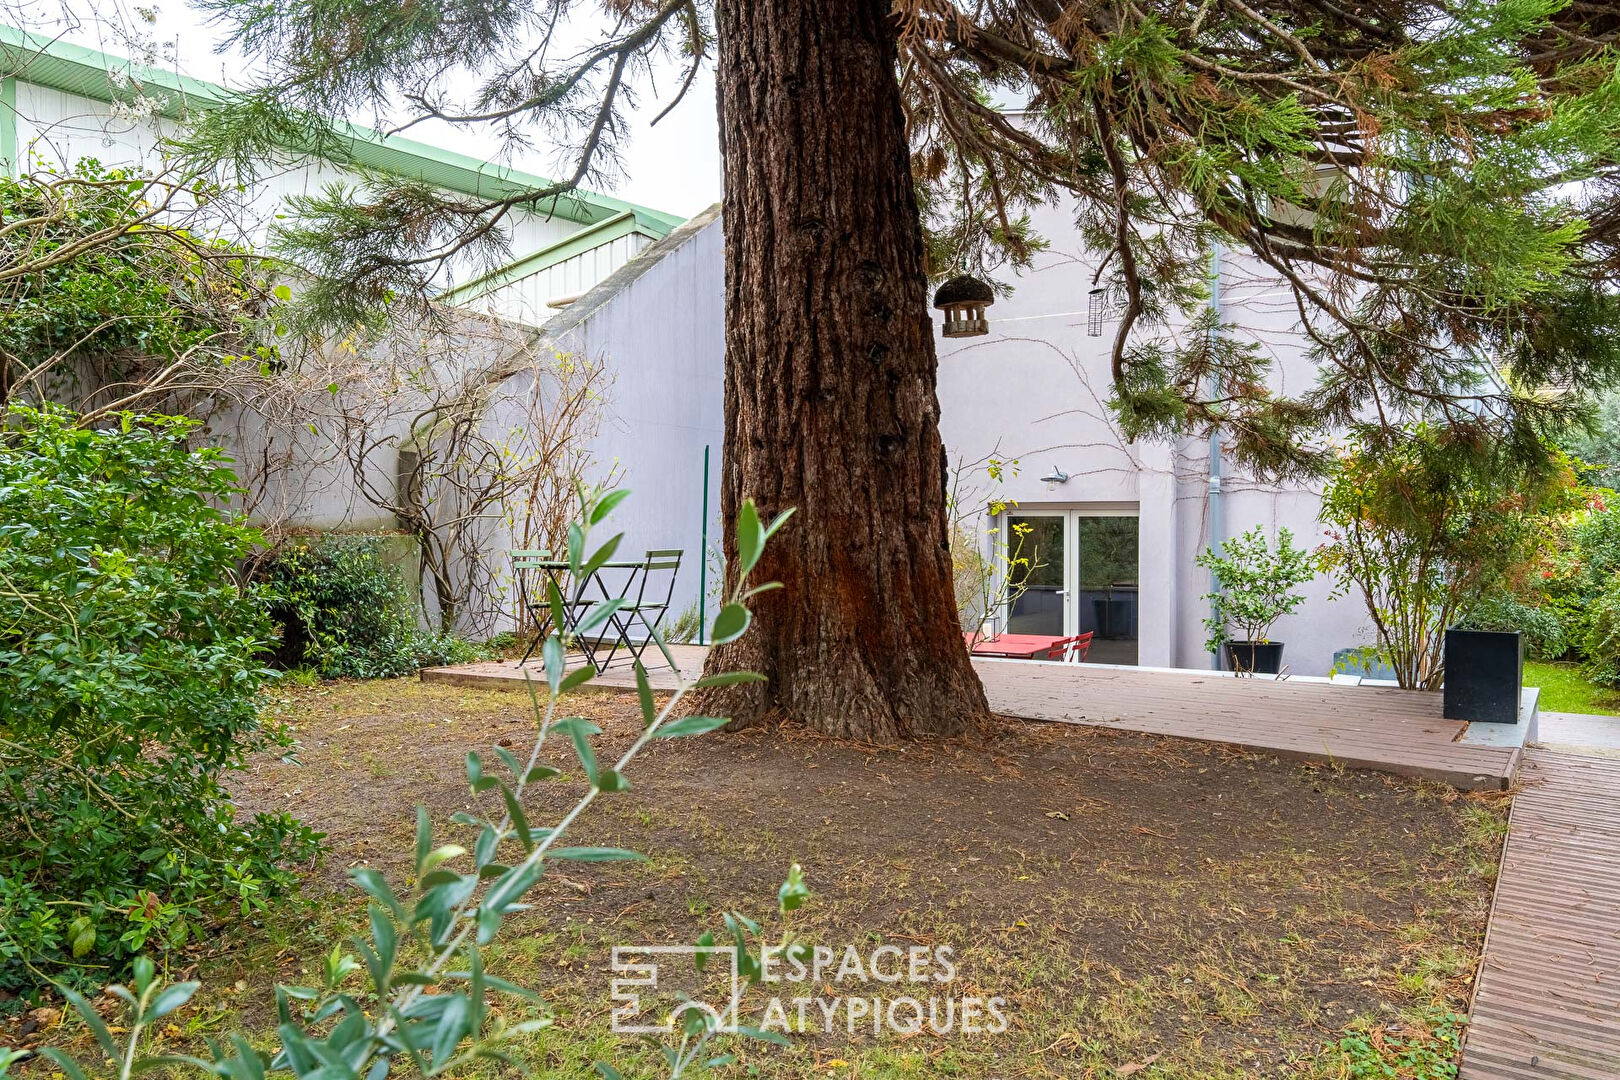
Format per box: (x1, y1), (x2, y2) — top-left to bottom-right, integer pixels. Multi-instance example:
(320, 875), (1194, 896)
(934, 199), (1374, 675)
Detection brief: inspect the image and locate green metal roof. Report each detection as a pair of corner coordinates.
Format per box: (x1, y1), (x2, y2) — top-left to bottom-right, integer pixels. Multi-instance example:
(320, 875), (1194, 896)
(0, 24), (684, 230)
(440, 208), (669, 303)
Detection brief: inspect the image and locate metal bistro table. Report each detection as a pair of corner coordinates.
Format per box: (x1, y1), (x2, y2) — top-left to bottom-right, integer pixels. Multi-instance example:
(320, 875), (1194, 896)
(963, 632), (1086, 661)
(518, 557), (650, 674)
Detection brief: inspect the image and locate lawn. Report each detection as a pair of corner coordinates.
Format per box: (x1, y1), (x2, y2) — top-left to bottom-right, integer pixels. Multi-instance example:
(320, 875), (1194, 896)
(1524, 660), (1620, 716)
(27, 680), (1507, 1078)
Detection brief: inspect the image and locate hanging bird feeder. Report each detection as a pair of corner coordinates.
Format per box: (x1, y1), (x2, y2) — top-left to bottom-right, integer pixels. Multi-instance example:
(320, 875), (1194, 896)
(932, 275), (995, 338)
(1087, 287), (1108, 337)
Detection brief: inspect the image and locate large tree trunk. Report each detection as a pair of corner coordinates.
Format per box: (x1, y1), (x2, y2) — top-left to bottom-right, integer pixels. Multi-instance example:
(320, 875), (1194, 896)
(697, 0), (992, 740)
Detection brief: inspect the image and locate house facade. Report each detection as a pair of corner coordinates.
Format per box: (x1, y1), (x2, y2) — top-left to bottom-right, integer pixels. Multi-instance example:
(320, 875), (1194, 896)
(490, 204), (1375, 676)
(934, 199), (1374, 675)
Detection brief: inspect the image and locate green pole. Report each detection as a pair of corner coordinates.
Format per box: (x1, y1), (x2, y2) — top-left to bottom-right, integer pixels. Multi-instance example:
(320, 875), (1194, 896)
(698, 444), (710, 645)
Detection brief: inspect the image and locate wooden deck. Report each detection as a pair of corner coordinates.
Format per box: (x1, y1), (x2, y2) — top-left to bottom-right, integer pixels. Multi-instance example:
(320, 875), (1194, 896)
(976, 659), (1519, 790)
(423, 648), (1519, 790)
(421, 646), (703, 694)
(1461, 750), (1620, 1077)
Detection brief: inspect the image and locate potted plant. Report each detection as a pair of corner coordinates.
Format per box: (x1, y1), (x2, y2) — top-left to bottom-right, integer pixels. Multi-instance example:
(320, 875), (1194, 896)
(1196, 526), (1314, 675)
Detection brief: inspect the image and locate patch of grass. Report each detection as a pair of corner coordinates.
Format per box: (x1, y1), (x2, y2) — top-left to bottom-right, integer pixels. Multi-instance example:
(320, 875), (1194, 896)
(1317, 1007), (1467, 1080)
(1524, 660), (1620, 715)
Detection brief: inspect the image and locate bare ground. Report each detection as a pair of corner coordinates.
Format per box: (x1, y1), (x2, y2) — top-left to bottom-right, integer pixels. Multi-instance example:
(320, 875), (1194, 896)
(22, 677), (1508, 1078)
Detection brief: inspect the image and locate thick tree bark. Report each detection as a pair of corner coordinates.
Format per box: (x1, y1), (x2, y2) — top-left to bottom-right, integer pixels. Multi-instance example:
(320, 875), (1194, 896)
(697, 0), (993, 739)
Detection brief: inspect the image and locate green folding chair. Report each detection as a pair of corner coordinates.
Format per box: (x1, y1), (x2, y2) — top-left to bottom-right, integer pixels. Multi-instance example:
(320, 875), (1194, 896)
(599, 549), (683, 671)
(512, 549), (558, 666)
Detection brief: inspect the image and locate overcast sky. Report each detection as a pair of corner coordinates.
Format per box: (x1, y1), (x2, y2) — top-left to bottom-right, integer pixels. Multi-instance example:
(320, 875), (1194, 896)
(29, 0), (726, 218)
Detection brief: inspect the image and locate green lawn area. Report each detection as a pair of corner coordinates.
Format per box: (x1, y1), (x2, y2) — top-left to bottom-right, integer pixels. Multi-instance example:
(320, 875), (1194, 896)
(1525, 660), (1620, 716)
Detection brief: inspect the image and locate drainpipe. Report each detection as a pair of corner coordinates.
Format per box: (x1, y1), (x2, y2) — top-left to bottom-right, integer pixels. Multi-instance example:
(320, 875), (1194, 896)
(1207, 243), (1225, 670)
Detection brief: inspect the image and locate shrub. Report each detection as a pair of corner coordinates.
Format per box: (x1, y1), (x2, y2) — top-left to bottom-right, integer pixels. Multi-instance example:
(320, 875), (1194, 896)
(0, 161), (265, 416)
(953, 518), (1041, 640)
(1568, 498), (1620, 591)
(0, 405), (321, 988)
(3, 488), (798, 1080)
(1505, 491), (1620, 668)
(261, 533), (481, 679)
(1319, 427), (1574, 689)
(1458, 595), (1568, 660)
(1580, 579), (1620, 688)
(1195, 526), (1315, 652)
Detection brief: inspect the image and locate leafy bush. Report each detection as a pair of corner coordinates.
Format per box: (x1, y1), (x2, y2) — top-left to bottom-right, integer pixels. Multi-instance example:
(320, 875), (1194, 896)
(1500, 492), (1620, 670)
(2, 488), (798, 1080)
(1458, 595), (1568, 660)
(0, 161), (268, 416)
(0, 405), (321, 988)
(1319, 428), (1574, 689)
(261, 533), (482, 679)
(1195, 526), (1314, 652)
(1580, 578), (1620, 688)
(1567, 498), (1620, 588)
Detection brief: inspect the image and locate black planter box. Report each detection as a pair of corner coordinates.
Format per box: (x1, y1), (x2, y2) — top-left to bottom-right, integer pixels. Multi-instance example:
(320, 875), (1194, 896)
(1443, 628), (1523, 724)
(1224, 641), (1285, 675)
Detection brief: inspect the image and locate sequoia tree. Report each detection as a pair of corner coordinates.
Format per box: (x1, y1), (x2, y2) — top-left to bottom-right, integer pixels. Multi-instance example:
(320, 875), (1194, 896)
(173, 0), (1620, 735)
(699, 0), (990, 737)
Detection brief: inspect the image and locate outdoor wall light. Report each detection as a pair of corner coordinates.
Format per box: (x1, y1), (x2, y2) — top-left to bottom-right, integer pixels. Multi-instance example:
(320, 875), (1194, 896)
(932, 275), (996, 337)
(1040, 467), (1070, 490)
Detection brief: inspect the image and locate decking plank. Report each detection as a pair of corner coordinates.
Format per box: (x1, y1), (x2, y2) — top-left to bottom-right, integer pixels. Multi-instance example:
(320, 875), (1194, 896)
(1460, 748), (1620, 1078)
(972, 659), (1516, 790)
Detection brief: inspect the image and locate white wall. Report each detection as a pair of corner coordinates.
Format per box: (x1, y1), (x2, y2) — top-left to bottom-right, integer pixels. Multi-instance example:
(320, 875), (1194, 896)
(14, 75), (719, 639)
(535, 210), (727, 635)
(935, 200), (1374, 675)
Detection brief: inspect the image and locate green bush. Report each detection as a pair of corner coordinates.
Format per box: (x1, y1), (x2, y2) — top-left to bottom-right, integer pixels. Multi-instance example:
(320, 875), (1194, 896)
(1319, 428), (1572, 689)
(1581, 578), (1620, 688)
(0, 161), (265, 410)
(1510, 494), (1620, 670)
(3, 489), (800, 1080)
(1458, 595), (1568, 660)
(262, 534), (482, 679)
(0, 406), (321, 989)
(1195, 526), (1315, 652)
(1567, 500), (1620, 575)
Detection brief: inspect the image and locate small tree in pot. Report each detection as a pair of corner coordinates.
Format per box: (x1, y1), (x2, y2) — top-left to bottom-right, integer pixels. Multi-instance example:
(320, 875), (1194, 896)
(1197, 527), (1315, 675)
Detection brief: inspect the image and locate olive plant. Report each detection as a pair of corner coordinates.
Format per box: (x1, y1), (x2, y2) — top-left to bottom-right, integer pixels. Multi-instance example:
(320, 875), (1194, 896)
(2, 486), (798, 1080)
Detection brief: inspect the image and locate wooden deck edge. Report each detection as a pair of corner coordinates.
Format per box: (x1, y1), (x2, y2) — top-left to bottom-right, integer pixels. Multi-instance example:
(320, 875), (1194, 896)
(1458, 777), (1522, 1068)
(1504, 746), (1525, 791)
(1002, 710), (1514, 791)
(420, 667), (617, 694)
(422, 665), (1515, 792)
(420, 667), (536, 691)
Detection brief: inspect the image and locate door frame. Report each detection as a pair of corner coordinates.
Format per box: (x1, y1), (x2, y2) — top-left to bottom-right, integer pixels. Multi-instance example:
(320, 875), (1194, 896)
(997, 503), (1140, 640)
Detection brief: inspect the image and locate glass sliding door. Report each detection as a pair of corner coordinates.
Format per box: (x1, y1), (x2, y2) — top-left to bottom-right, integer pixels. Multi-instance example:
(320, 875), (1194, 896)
(1072, 514), (1139, 665)
(1004, 514), (1065, 635)
(995, 508), (1140, 664)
